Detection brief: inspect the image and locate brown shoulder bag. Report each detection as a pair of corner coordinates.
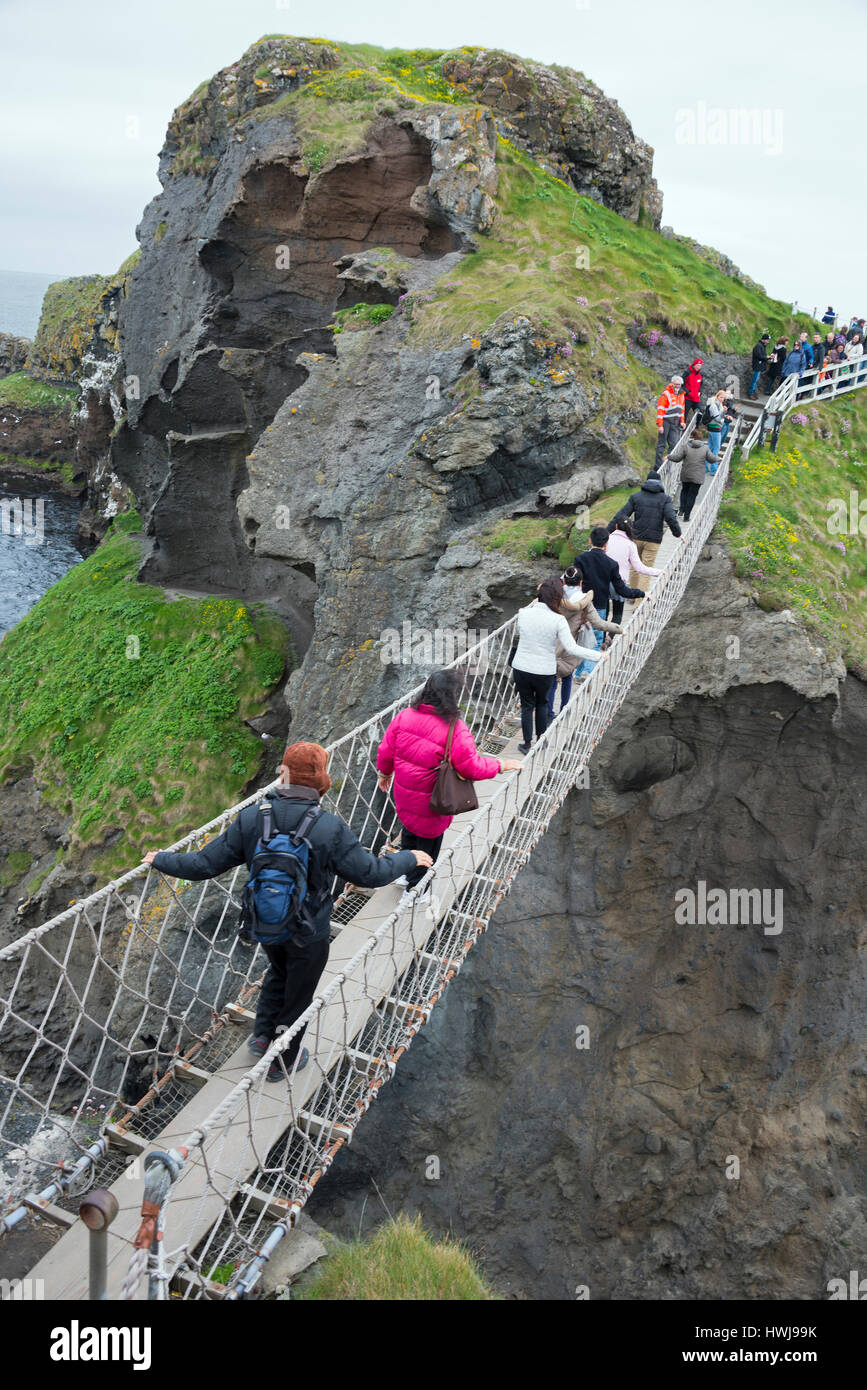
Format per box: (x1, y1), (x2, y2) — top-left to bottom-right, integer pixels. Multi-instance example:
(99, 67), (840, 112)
(429, 719), (480, 817)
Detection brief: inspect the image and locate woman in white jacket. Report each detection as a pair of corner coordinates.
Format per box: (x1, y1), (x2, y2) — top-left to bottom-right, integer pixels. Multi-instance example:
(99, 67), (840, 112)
(512, 576), (603, 754)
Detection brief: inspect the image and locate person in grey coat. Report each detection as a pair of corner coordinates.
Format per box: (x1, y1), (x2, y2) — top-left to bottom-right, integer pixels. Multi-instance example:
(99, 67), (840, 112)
(668, 427), (719, 522)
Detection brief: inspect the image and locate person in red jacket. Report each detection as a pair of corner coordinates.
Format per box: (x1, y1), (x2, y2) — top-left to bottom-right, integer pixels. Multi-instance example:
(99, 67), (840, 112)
(683, 358), (703, 423)
(376, 669), (522, 897)
(655, 375), (685, 468)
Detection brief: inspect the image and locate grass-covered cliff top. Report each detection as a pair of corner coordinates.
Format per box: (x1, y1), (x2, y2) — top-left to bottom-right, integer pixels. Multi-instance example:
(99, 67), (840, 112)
(0, 371), (77, 414)
(0, 513), (288, 882)
(722, 393), (867, 674)
(27, 251), (140, 386)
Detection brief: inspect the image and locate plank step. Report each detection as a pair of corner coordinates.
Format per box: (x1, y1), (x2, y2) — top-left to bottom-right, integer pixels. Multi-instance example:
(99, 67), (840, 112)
(173, 1060), (212, 1089)
(225, 1004), (256, 1025)
(104, 1123), (149, 1156)
(296, 1111), (353, 1142)
(239, 1182), (296, 1222)
(22, 1196), (76, 1229)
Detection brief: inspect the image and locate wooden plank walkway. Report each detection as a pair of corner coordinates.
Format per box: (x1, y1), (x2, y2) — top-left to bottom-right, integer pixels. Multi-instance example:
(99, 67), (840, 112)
(29, 723), (546, 1299)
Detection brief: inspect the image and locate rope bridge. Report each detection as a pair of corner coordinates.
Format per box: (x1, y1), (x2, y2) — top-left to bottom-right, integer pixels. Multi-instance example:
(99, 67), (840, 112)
(1, 422), (737, 1298)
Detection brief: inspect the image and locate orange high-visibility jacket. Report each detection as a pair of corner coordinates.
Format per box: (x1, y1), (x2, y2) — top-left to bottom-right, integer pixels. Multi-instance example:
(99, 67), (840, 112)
(656, 385), (685, 428)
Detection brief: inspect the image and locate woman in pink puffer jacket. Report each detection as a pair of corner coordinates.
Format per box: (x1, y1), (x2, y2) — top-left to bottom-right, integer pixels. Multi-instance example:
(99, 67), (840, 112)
(377, 669), (521, 893)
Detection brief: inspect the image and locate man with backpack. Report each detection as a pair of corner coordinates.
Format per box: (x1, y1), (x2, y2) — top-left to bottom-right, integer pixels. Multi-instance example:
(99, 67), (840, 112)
(143, 742), (428, 1081)
(655, 375), (685, 468)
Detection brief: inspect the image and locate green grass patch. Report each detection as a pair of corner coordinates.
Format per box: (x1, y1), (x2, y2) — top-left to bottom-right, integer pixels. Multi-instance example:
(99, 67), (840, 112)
(253, 65), (413, 170)
(0, 373), (77, 415)
(479, 485), (634, 570)
(411, 140), (814, 359)
(0, 851), (32, 891)
(26, 849), (61, 899)
(295, 1214), (498, 1300)
(0, 452), (78, 486)
(721, 392), (867, 670)
(332, 302), (394, 333)
(0, 512), (290, 877)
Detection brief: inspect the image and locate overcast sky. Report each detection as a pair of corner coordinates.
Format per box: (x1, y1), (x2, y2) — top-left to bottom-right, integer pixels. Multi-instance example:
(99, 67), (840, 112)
(2, 0), (865, 318)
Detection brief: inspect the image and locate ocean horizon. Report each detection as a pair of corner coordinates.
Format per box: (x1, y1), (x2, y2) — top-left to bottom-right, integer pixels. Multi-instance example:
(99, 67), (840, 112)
(0, 267), (66, 340)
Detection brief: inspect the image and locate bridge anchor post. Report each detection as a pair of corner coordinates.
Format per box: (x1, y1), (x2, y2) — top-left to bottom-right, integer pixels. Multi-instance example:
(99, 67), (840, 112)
(79, 1189), (119, 1301)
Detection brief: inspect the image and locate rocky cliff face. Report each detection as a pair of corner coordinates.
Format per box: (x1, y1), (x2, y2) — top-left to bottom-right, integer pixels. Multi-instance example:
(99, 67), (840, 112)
(439, 48), (662, 228)
(307, 547), (866, 1299)
(0, 335), (30, 379)
(0, 266), (135, 519)
(105, 36), (664, 659)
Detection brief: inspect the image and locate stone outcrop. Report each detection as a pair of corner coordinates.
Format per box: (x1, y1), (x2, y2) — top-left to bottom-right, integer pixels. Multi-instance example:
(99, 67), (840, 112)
(238, 313), (634, 740)
(0, 334), (30, 379)
(0, 401), (79, 488)
(27, 275), (113, 386)
(441, 48), (662, 227)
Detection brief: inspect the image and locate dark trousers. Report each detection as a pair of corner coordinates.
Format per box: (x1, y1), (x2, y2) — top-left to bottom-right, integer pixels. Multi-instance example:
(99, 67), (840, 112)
(513, 668), (554, 745)
(254, 937), (329, 1058)
(611, 597), (625, 625)
(680, 479), (701, 520)
(655, 418), (681, 468)
(546, 674), (573, 719)
(400, 826), (444, 888)
(685, 399), (701, 423)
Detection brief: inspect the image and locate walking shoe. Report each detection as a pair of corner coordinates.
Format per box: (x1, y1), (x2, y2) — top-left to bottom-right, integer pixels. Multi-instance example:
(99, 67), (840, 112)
(517, 743), (532, 755)
(247, 1034), (271, 1058)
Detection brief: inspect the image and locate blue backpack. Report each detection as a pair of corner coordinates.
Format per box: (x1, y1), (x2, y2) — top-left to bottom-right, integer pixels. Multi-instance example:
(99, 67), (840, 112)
(241, 801), (322, 946)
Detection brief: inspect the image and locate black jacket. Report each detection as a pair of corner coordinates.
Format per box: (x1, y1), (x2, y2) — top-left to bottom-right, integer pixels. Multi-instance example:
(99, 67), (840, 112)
(812, 341), (826, 370)
(152, 785), (417, 945)
(574, 547), (643, 601)
(751, 340), (769, 370)
(614, 478), (680, 542)
(613, 478), (682, 544)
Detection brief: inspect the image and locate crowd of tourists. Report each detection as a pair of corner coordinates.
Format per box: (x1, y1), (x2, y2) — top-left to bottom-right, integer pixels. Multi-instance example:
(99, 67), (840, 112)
(749, 311), (866, 398)
(141, 310), (867, 1083)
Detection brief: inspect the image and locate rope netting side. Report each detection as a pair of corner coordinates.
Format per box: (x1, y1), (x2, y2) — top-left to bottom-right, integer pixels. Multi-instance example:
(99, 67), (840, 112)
(148, 427), (742, 1298)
